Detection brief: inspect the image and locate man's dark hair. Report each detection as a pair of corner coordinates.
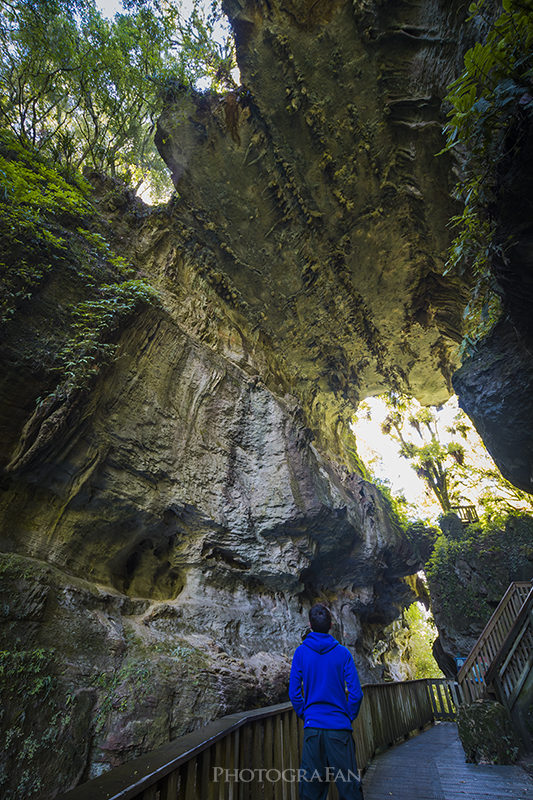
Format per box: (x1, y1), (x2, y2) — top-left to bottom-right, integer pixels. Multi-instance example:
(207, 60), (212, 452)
(309, 604), (331, 633)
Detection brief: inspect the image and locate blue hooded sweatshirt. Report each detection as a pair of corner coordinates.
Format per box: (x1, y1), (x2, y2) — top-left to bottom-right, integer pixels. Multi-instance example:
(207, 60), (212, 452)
(288, 632), (363, 729)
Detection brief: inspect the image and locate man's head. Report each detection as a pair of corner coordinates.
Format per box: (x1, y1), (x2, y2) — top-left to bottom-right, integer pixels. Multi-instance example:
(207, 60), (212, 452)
(309, 604), (331, 633)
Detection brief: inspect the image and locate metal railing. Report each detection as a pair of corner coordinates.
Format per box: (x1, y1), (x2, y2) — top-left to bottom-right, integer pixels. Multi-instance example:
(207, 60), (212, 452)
(57, 678), (458, 800)
(457, 581), (531, 703)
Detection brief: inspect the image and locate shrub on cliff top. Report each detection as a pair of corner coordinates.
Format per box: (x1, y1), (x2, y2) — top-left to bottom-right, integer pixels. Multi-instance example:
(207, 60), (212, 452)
(0, 130), (160, 413)
(0, 0), (237, 200)
(0, 131), (91, 323)
(426, 511), (533, 628)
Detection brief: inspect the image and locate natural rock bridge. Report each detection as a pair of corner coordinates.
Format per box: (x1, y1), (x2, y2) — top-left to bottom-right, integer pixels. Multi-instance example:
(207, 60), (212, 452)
(1, 0), (533, 795)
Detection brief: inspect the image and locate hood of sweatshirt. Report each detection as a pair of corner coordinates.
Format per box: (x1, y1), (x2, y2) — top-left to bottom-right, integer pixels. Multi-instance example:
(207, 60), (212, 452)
(302, 632), (339, 654)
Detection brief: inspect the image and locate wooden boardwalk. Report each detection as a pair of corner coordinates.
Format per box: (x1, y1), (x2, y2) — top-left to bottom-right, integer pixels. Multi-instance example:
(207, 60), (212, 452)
(363, 722), (532, 800)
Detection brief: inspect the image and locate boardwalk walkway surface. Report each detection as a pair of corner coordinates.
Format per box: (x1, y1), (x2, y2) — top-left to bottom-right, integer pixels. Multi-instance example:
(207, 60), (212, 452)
(362, 722), (532, 800)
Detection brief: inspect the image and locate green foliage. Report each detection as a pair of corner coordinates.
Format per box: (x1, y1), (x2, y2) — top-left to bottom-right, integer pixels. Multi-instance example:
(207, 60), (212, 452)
(0, 647), (71, 800)
(377, 392), (533, 516)
(441, 0), (533, 349)
(426, 511), (533, 627)
(0, 131), (91, 322)
(90, 637), (208, 734)
(90, 658), (151, 733)
(0, 131), (160, 398)
(380, 393), (468, 513)
(0, 0), (236, 199)
(457, 699), (520, 764)
(404, 520), (439, 562)
(51, 278), (160, 398)
(438, 511), (465, 540)
(123, 627), (208, 669)
(372, 476), (410, 528)
(404, 603), (443, 679)
(0, 647), (55, 702)
(150, 0), (238, 95)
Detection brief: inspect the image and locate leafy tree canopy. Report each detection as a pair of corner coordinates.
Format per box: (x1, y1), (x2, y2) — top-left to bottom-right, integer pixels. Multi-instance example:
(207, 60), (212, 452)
(0, 129), (159, 421)
(404, 602), (443, 679)
(0, 0), (236, 200)
(359, 392), (533, 517)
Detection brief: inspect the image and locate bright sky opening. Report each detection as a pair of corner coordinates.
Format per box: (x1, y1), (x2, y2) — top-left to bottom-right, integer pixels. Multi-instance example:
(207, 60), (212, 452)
(352, 395), (485, 522)
(95, 0), (240, 89)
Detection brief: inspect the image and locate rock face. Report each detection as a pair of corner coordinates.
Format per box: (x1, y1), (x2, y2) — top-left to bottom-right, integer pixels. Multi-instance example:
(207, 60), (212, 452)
(457, 699), (520, 764)
(454, 122), (533, 494)
(156, 0), (471, 439)
(0, 1), (501, 796)
(426, 512), (533, 677)
(454, 320), (533, 494)
(0, 195), (424, 795)
(0, 552), (290, 794)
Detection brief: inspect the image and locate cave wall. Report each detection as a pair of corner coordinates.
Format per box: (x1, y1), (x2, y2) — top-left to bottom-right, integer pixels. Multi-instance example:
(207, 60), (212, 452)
(0, 196), (424, 795)
(454, 122), (533, 494)
(0, 0), (505, 796)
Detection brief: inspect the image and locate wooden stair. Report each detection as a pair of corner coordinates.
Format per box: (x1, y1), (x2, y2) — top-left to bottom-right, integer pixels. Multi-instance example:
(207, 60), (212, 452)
(458, 581), (533, 709)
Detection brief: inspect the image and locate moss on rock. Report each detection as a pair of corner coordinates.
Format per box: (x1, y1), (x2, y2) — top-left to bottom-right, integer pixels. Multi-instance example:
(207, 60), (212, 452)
(457, 699), (520, 765)
(0, 646), (95, 799)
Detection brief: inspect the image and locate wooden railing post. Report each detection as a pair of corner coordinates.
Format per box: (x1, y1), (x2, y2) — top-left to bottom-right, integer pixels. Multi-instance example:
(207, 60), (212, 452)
(57, 680), (459, 800)
(457, 582), (531, 703)
(213, 738), (224, 800)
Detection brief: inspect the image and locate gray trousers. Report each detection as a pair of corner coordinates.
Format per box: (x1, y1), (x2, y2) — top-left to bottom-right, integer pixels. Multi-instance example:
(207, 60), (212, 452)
(299, 727), (364, 800)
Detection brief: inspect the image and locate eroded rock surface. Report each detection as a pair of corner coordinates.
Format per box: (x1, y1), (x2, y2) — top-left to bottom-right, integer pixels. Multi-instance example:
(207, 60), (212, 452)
(0, 234), (423, 793)
(157, 0), (471, 432)
(0, 552), (290, 794)
(454, 121), (533, 494)
(454, 321), (533, 494)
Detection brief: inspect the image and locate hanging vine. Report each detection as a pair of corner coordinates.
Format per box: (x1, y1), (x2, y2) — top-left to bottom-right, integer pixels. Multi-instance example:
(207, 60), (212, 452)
(440, 0), (533, 353)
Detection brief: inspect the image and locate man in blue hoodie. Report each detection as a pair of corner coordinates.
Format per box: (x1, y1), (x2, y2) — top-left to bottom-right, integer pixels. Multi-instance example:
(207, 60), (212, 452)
(289, 604), (364, 799)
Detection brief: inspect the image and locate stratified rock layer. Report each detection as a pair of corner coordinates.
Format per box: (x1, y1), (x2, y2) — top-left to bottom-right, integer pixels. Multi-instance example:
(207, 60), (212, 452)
(0, 198), (423, 793)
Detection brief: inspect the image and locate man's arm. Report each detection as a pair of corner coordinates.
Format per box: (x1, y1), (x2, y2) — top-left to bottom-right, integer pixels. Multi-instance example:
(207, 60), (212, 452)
(288, 649), (305, 719)
(344, 652), (363, 721)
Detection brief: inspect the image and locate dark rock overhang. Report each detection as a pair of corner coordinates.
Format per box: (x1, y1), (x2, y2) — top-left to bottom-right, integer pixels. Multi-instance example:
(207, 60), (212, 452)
(155, 0), (474, 439)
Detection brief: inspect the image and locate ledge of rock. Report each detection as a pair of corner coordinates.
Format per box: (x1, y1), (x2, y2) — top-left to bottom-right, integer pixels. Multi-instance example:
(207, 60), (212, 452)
(155, 0), (474, 434)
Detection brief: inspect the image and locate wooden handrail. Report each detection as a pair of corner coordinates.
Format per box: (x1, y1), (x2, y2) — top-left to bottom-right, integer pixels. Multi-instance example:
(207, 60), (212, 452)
(56, 679), (457, 800)
(457, 581), (531, 699)
(56, 703), (292, 800)
(484, 585), (533, 709)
